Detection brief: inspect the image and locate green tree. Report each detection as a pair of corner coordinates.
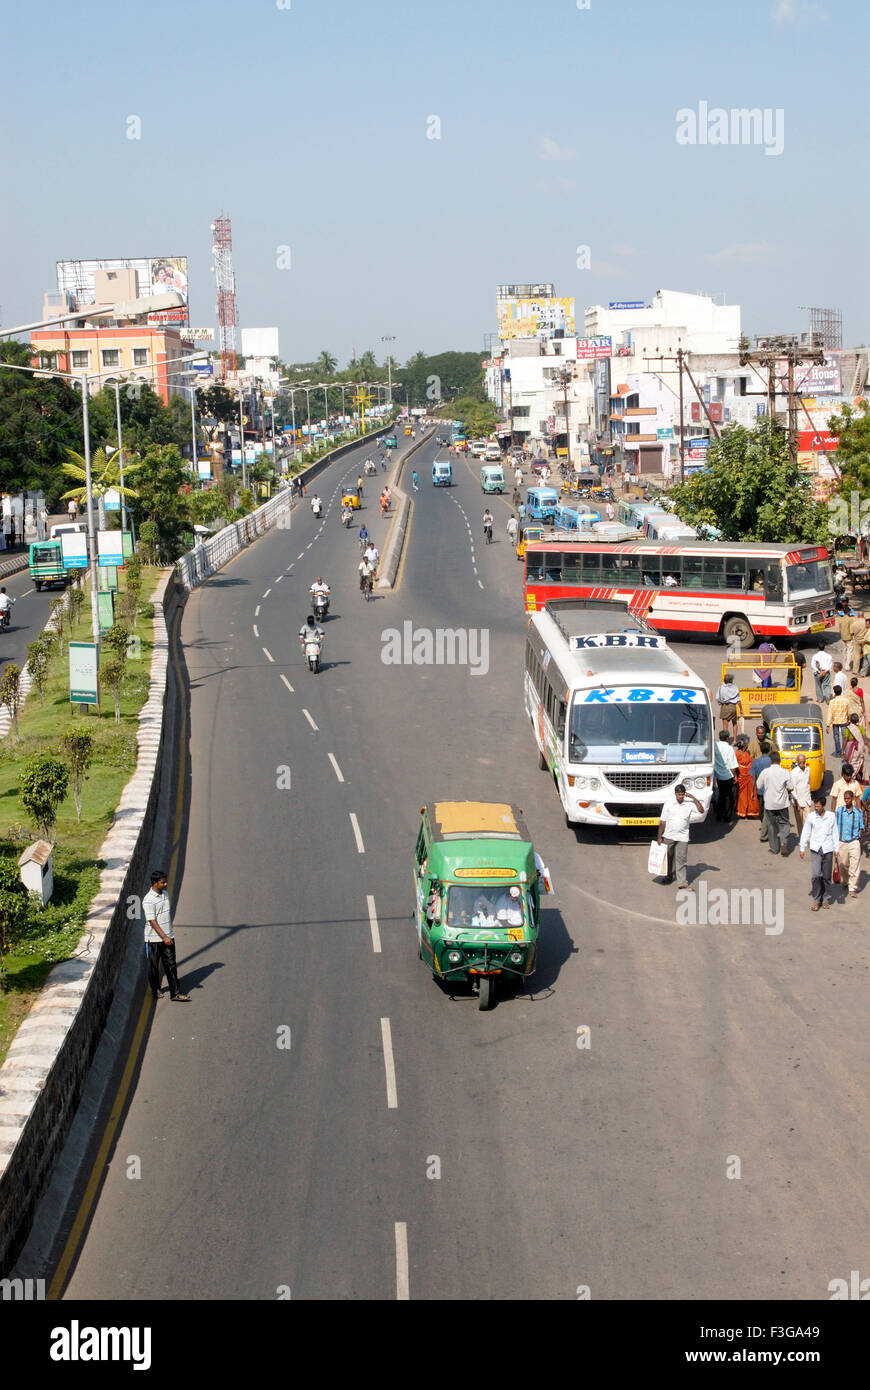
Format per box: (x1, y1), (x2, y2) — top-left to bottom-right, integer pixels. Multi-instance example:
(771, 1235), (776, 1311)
(131, 444), (191, 559)
(26, 634), (55, 706)
(0, 663), (22, 740)
(315, 350), (337, 377)
(102, 655), (126, 724)
(0, 340), (86, 500)
(666, 419), (830, 543)
(451, 395), (499, 440)
(139, 519), (160, 565)
(58, 725), (95, 823)
(60, 444), (143, 512)
(19, 752), (70, 841)
(66, 585), (85, 638)
(103, 621), (130, 663)
(50, 597), (66, 653)
(827, 398), (870, 512)
(0, 856), (29, 991)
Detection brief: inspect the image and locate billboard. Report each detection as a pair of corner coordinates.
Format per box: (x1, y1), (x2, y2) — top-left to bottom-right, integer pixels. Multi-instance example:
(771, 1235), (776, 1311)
(56, 257), (189, 324)
(497, 295), (575, 340)
(576, 337), (612, 360)
(241, 327), (280, 358)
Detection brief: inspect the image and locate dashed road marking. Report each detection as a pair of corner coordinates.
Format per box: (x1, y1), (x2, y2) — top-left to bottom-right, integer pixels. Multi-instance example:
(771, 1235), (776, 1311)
(349, 812), (365, 853)
(328, 753), (345, 783)
(255, 605), (261, 617)
(280, 673), (294, 694)
(395, 1221), (409, 1300)
(381, 1018), (398, 1109)
(262, 588), (271, 598)
(253, 624), (260, 637)
(367, 894), (381, 954)
(302, 708), (319, 731)
(262, 647), (275, 663)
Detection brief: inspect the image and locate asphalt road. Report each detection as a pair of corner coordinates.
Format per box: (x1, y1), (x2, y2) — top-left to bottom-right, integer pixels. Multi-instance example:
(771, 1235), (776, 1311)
(58, 437), (870, 1300)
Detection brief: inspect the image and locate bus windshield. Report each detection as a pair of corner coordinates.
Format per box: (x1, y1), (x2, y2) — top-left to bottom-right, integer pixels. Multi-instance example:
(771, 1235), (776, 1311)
(785, 558), (832, 600)
(568, 689), (711, 764)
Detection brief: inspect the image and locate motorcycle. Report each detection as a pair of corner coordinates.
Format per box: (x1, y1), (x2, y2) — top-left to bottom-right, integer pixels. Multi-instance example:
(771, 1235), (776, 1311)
(303, 635), (322, 673)
(342, 509), (352, 527)
(312, 593), (329, 623)
(312, 500), (323, 518)
(0, 608), (10, 632)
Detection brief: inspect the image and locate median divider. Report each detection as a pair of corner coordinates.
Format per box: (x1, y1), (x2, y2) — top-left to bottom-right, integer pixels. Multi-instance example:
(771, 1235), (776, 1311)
(377, 428), (434, 591)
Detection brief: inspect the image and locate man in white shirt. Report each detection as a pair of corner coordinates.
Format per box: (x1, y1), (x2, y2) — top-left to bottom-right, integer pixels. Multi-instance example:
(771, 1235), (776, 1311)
(142, 869), (190, 1001)
(799, 795), (840, 910)
(790, 753), (812, 836)
(656, 784), (705, 890)
(495, 885), (524, 928)
(713, 729), (738, 822)
(755, 750), (794, 855)
(363, 543), (379, 572)
(810, 645), (833, 703)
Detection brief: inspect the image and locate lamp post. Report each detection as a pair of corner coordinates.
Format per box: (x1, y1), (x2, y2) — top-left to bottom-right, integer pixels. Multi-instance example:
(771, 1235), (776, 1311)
(301, 386), (313, 446)
(110, 380), (128, 531)
(381, 336), (395, 402)
(317, 383), (331, 440)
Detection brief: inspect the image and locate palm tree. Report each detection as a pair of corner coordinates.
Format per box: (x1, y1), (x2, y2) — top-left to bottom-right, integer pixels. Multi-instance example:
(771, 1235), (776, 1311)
(60, 446), (143, 508)
(358, 349), (378, 376)
(316, 350), (337, 377)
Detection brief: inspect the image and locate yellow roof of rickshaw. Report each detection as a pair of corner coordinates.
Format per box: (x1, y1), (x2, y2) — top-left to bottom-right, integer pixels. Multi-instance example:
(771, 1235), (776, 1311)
(432, 801), (522, 837)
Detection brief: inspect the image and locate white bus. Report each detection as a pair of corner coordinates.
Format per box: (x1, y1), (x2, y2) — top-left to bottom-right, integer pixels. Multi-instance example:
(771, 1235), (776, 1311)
(525, 598), (714, 829)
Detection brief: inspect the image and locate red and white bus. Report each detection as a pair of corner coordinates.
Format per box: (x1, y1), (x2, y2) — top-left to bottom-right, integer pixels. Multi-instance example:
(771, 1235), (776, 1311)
(523, 539), (836, 647)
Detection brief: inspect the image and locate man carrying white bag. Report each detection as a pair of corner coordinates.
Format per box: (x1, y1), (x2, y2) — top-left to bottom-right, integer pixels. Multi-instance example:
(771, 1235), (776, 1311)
(650, 784), (705, 890)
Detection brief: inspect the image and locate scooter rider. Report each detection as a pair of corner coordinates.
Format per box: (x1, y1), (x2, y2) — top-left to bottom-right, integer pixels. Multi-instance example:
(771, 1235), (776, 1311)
(341, 503), (353, 526)
(299, 614), (324, 647)
(309, 577), (330, 612)
(0, 587), (15, 626)
(311, 493), (323, 517)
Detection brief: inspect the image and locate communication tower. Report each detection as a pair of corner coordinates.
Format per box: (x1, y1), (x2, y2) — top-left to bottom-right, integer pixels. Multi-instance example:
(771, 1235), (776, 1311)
(211, 214), (237, 381)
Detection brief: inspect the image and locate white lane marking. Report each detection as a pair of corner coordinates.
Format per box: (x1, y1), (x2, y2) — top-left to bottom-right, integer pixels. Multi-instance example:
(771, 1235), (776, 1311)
(395, 1221), (409, 1301)
(472, 568), (478, 576)
(275, 575), (283, 584)
(478, 579), (484, 589)
(280, 673), (294, 694)
(253, 624), (260, 637)
(367, 894), (381, 954)
(381, 1018), (398, 1110)
(349, 812), (365, 853)
(297, 553), (304, 560)
(262, 588), (272, 598)
(302, 708), (319, 731)
(306, 543), (313, 550)
(255, 604), (261, 616)
(286, 565), (294, 573)
(262, 647), (275, 663)
(328, 753), (345, 783)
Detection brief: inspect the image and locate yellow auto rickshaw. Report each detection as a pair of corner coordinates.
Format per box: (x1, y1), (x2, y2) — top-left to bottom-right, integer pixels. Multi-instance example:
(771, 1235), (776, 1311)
(763, 703), (826, 792)
(341, 488), (360, 509)
(516, 523), (546, 561)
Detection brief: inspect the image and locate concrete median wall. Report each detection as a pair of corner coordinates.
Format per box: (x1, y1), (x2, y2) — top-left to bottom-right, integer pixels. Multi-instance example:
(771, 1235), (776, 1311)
(377, 428), (434, 590)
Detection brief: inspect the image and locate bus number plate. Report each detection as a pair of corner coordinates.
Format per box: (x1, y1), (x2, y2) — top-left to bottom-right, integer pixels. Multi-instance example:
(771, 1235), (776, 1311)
(810, 622), (825, 633)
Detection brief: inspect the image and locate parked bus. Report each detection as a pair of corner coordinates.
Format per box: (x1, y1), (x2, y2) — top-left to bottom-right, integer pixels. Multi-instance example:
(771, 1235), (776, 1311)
(523, 539), (836, 647)
(525, 599), (714, 829)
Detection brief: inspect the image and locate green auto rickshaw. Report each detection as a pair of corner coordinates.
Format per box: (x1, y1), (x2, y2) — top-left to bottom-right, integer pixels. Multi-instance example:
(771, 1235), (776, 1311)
(413, 800), (553, 1010)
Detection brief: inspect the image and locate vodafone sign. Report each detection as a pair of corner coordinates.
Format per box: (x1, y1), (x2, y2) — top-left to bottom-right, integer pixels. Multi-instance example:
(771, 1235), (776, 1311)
(798, 429), (839, 452)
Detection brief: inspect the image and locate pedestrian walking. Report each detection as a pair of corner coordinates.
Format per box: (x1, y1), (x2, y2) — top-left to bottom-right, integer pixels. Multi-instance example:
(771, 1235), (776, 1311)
(787, 642), (806, 693)
(735, 735), (760, 819)
(755, 636), (776, 689)
(849, 611), (868, 672)
(412, 471), (419, 492)
(826, 685), (851, 757)
(835, 791), (864, 898)
(755, 750), (793, 855)
(656, 784), (704, 890)
(606, 502), (615, 522)
(506, 515), (518, 546)
(715, 673), (743, 735)
(750, 741), (772, 841)
(143, 869), (190, 1001)
(846, 675), (866, 722)
(789, 752), (812, 837)
(810, 644), (833, 703)
(830, 761), (864, 812)
(837, 607), (854, 669)
(841, 715), (870, 781)
(713, 729), (738, 821)
(67, 498), (78, 521)
(799, 795), (840, 910)
(831, 661), (847, 696)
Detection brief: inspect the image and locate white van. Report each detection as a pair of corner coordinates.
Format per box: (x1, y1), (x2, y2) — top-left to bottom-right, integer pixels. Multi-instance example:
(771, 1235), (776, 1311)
(484, 442), (502, 462)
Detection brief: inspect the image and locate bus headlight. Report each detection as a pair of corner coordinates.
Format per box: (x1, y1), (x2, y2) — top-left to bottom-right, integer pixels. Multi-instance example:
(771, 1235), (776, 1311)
(447, 950), (462, 965)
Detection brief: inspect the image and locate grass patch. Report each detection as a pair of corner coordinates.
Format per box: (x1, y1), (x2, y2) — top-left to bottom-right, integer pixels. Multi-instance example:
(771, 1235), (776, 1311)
(0, 567), (163, 1064)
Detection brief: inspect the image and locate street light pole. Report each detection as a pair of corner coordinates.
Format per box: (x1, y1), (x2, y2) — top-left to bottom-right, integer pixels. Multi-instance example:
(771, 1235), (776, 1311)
(238, 387), (248, 491)
(381, 336), (395, 403)
(111, 381), (128, 532)
(79, 375), (100, 645)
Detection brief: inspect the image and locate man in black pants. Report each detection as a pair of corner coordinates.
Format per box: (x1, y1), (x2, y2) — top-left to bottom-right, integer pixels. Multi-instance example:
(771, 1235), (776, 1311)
(143, 869), (190, 1002)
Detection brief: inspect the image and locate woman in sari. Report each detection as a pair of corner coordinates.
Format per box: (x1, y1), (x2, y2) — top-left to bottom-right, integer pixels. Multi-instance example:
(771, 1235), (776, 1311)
(841, 713), (870, 782)
(735, 734), (760, 819)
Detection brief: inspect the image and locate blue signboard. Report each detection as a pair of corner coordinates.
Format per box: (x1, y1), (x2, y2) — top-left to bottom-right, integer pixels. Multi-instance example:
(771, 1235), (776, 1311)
(622, 748), (658, 763)
(608, 301), (645, 310)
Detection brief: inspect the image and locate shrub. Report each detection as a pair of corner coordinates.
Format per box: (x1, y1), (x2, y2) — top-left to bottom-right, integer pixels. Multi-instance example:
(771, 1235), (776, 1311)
(19, 753), (70, 842)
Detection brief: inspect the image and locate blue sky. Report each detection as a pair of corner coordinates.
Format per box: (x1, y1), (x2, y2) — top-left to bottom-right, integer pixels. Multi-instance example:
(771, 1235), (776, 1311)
(1, 0), (865, 366)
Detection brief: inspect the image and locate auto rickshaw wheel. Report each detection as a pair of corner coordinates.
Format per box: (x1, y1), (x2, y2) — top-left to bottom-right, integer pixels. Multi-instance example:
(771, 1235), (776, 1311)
(478, 976), (494, 1011)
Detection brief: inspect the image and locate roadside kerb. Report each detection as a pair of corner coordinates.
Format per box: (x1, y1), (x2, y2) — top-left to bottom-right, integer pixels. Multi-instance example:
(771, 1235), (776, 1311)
(377, 428), (434, 591)
(0, 569), (177, 1273)
(0, 555), (28, 581)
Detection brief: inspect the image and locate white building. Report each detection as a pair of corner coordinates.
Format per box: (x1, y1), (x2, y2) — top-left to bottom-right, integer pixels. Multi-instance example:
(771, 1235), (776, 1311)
(488, 338), (595, 456)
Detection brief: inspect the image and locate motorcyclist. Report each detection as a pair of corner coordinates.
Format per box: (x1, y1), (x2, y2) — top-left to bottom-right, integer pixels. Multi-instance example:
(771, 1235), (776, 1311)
(341, 504), (353, 526)
(0, 587), (15, 624)
(299, 614), (324, 647)
(311, 493), (323, 516)
(483, 508), (494, 543)
(309, 577), (330, 611)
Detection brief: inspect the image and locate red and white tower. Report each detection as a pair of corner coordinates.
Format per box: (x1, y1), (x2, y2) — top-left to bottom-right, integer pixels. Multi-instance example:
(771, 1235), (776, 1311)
(211, 214), (237, 382)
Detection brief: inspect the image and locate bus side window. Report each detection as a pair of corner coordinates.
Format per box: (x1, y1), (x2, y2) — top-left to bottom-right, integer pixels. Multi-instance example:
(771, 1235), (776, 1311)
(725, 557), (746, 591)
(640, 557), (661, 587)
(703, 557), (724, 590)
(749, 567), (765, 592)
(619, 555), (641, 583)
(557, 699), (566, 739)
(582, 553), (601, 578)
(545, 552), (562, 584)
(764, 563), (784, 601)
(662, 557), (681, 587)
(682, 556), (704, 590)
